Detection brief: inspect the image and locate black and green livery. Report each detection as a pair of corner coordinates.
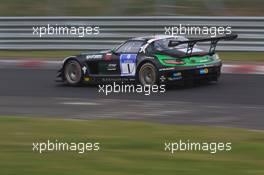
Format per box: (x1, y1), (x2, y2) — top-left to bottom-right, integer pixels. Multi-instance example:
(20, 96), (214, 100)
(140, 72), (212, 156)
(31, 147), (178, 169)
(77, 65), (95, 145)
(56, 34), (237, 86)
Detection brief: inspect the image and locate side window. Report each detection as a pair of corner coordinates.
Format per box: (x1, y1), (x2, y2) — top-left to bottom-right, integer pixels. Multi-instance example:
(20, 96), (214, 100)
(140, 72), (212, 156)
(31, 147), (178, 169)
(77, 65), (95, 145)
(115, 41), (144, 53)
(145, 43), (155, 55)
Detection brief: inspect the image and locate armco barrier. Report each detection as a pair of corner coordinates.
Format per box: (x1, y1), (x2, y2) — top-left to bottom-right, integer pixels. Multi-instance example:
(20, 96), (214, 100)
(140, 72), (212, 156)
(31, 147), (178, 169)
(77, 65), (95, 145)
(0, 16), (263, 51)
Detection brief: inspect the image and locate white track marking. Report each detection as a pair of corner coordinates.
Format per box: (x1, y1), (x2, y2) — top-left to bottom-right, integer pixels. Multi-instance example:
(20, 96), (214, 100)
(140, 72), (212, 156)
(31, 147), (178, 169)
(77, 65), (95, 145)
(60, 102), (100, 106)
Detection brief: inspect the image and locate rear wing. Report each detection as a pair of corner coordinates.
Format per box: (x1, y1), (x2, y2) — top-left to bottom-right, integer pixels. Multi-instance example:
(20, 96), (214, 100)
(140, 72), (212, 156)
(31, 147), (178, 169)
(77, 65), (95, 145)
(168, 34), (238, 57)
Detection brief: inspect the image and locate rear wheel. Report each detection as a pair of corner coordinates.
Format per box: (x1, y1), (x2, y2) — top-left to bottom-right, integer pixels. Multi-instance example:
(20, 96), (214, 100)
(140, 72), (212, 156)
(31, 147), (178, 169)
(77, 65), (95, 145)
(138, 63), (158, 85)
(64, 60), (83, 86)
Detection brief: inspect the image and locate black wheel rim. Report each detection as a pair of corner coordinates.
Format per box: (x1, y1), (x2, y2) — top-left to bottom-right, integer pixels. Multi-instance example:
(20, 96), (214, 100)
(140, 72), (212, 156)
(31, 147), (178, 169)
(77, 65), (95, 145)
(140, 65), (156, 85)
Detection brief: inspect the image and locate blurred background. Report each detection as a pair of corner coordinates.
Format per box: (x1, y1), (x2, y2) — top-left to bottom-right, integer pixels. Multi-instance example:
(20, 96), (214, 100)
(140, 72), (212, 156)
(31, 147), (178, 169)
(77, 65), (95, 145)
(0, 0), (263, 59)
(0, 0), (263, 16)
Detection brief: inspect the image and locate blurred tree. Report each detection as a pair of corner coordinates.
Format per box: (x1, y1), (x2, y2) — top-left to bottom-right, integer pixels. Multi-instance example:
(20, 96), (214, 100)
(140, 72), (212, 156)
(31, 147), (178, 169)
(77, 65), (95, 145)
(0, 0), (263, 16)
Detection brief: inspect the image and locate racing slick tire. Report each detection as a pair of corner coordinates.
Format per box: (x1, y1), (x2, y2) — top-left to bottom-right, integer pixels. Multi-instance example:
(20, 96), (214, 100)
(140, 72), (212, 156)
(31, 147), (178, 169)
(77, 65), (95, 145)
(64, 60), (83, 86)
(138, 62), (158, 86)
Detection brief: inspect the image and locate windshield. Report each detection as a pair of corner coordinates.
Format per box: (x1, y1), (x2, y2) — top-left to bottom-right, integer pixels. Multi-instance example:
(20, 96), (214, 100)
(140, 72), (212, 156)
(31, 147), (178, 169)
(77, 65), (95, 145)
(153, 37), (188, 51)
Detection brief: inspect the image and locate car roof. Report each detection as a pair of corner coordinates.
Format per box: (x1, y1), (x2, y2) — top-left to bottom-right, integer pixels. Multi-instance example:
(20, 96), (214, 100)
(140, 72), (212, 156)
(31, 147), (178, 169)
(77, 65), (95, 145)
(129, 35), (186, 42)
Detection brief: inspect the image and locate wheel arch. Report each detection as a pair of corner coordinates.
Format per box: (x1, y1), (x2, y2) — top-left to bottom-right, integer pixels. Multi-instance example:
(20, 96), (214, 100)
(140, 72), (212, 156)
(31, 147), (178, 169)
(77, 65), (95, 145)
(136, 59), (158, 74)
(63, 56), (81, 68)
(63, 55), (88, 72)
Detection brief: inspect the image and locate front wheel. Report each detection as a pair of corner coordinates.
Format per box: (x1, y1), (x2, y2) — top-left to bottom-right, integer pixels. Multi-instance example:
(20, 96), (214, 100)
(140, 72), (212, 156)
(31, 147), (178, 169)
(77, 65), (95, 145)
(64, 60), (83, 86)
(138, 63), (158, 86)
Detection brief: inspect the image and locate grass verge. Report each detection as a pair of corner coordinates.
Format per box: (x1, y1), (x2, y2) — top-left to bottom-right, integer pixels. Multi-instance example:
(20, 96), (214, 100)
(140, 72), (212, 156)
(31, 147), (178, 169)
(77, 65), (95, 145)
(0, 116), (263, 175)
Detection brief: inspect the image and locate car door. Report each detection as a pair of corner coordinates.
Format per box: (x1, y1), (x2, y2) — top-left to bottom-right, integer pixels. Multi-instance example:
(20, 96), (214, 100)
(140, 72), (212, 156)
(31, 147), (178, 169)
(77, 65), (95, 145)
(113, 40), (144, 77)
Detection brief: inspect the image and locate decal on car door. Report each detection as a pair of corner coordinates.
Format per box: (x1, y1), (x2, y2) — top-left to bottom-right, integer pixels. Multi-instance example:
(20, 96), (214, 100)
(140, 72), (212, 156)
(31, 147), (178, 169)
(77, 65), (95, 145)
(120, 54), (137, 76)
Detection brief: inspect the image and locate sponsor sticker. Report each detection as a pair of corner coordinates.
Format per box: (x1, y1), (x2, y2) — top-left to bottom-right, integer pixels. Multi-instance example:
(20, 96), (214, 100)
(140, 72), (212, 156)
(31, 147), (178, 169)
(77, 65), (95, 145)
(84, 77), (90, 81)
(199, 68), (209, 74)
(168, 72), (182, 80)
(160, 75), (166, 82)
(107, 64), (117, 71)
(86, 55), (102, 60)
(120, 54), (137, 76)
(159, 67), (176, 71)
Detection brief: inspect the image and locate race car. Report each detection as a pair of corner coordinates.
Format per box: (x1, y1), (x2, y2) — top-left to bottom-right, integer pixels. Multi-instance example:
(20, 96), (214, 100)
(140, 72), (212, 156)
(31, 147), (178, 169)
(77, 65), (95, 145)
(56, 34), (237, 86)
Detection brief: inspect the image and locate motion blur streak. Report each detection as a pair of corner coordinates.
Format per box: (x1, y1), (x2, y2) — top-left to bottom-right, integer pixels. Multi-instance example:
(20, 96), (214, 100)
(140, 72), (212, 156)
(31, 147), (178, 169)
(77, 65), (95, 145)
(0, 0), (263, 16)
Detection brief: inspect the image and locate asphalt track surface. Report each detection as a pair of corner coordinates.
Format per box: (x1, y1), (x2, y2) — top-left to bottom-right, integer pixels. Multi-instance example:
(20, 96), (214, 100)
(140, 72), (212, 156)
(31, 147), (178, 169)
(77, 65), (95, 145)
(0, 68), (264, 130)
